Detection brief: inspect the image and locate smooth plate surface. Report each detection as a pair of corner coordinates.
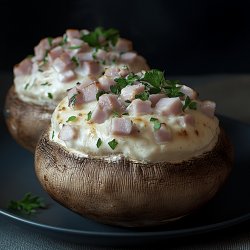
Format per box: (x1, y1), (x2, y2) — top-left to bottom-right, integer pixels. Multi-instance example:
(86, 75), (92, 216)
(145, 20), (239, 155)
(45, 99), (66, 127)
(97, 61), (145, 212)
(0, 115), (250, 246)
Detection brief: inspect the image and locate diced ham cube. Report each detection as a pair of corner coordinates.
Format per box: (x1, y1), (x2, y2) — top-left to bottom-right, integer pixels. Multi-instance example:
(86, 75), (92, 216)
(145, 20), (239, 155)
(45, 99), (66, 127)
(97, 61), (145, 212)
(58, 70), (76, 83)
(76, 76), (96, 90)
(178, 114), (195, 127)
(154, 124), (172, 144)
(115, 38), (133, 53)
(95, 49), (108, 61)
(155, 97), (182, 116)
(14, 58), (33, 76)
(48, 46), (63, 62)
(180, 85), (197, 99)
(98, 76), (116, 91)
(119, 66), (130, 77)
(149, 94), (166, 107)
(120, 52), (137, 63)
(104, 66), (120, 78)
(82, 83), (100, 103)
(78, 61), (102, 76)
(53, 52), (73, 73)
(77, 52), (94, 61)
(67, 87), (84, 106)
(66, 29), (81, 40)
(120, 84), (145, 101)
(111, 117), (132, 135)
(127, 99), (152, 116)
(34, 38), (50, 61)
(70, 38), (84, 47)
(58, 125), (76, 141)
(91, 104), (110, 124)
(107, 51), (119, 62)
(199, 101), (216, 118)
(98, 94), (123, 112)
(52, 37), (63, 47)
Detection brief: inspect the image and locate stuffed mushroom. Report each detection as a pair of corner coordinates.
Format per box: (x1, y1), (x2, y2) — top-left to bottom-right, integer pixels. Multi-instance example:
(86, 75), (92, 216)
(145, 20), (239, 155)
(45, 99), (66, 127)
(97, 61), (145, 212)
(5, 27), (149, 152)
(35, 69), (233, 227)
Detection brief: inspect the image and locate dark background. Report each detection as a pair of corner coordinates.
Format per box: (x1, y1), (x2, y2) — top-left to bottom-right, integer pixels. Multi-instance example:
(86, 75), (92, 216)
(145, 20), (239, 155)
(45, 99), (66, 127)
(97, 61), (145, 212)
(1, 0), (250, 75)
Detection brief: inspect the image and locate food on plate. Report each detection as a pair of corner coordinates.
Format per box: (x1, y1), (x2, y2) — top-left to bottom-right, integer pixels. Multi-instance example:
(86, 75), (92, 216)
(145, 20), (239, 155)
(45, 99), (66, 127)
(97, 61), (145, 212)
(35, 69), (233, 227)
(4, 27), (149, 152)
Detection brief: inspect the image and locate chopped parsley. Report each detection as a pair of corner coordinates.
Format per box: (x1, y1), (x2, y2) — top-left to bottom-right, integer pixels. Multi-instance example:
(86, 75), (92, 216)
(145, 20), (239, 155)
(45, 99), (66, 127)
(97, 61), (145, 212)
(113, 111), (120, 117)
(108, 139), (118, 150)
(68, 45), (82, 50)
(150, 117), (161, 131)
(96, 90), (107, 101)
(122, 112), (129, 116)
(135, 92), (149, 101)
(60, 34), (68, 46)
(41, 82), (51, 86)
(47, 37), (53, 47)
(96, 138), (102, 148)
(66, 116), (77, 122)
(86, 111), (92, 121)
(8, 193), (46, 215)
(68, 93), (77, 107)
(24, 83), (29, 90)
(52, 130), (55, 139)
(81, 27), (119, 50)
(48, 93), (53, 99)
(182, 96), (197, 111)
(71, 56), (79, 67)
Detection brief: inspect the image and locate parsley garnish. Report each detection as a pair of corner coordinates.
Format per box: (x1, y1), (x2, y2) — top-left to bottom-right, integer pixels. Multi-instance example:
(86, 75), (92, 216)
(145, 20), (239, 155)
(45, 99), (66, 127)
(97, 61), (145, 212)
(60, 34), (68, 46)
(86, 111), (92, 121)
(8, 193), (46, 215)
(182, 96), (197, 111)
(135, 92), (149, 101)
(48, 93), (53, 99)
(47, 37), (53, 47)
(24, 83), (29, 90)
(66, 116), (77, 122)
(71, 56), (79, 67)
(38, 69), (44, 72)
(68, 45), (82, 50)
(96, 138), (102, 148)
(81, 27), (119, 50)
(122, 112), (129, 116)
(68, 94), (77, 107)
(113, 111), (120, 117)
(96, 90), (107, 101)
(150, 117), (161, 131)
(52, 130), (55, 139)
(41, 82), (51, 86)
(108, 139), (118, 150)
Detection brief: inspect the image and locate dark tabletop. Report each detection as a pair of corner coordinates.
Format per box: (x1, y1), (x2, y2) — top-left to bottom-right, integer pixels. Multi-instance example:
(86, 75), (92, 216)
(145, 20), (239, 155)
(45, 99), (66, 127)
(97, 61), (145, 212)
(0, 72), (250, 249)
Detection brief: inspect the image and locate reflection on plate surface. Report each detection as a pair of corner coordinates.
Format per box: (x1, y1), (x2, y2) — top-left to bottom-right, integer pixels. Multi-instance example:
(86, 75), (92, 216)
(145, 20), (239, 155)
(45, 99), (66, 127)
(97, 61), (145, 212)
(0, 115), (250, 246)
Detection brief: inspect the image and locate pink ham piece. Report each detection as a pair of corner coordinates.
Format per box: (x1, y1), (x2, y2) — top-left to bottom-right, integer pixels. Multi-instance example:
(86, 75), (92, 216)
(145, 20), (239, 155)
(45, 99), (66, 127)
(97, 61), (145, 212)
(53, 52), (73, 73)
(200, 101), (216, 118)
(98, 94), (123, 113)
(77, 52), (94, 61)
(104, 66), (120, 78)
(81, 83), (100, 103)
(52, 37), (63, 47)
(149, 94), (166, 107)
(180, 85), (197, 99)
(34, 38), (50, 61)
(59, 70), (76, 83)
(14, 58), (33, 76)
(76, 76), (96, 90)
(115, 38), (133, 53)
(95, 49), (108, 61)
(66, 29), (81, 40)
(67, 87), (84, 106)
(58, 125), (76, 141)
(107, 52), (119, 62)
(98, 76), (116, 91)
(48, 46), (63, 62)
(79, 61), (102, 76)
(127, 99), (152, 116)
(120, 52), (137, 63)
(155, 97), (182, 116)
(70, 38), (84, 47)
(111, 117), (132, 135)
(120, 84), (145, 101)
(91, 104), (110, 124)
(153, 124), (172, 144)
(178, 114), (195, 127)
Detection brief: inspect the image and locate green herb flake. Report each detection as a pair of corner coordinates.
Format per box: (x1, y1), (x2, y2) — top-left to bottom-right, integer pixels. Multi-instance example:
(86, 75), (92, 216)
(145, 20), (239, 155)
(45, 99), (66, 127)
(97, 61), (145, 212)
(96, 138), (102, 148)
(48, 93), (53, 99)
(38, 69), (44, 72)
(41, 82), (51, 86)
(182, 96), (197, 111)
(113, 111), (120, 117)
(8, 193), (46, 215)
(135, 92), (149, 101)
(24, 83), (29, 90)
(68, 94), (77, 107)
(68, 45), (82, 50)
(108, 139), (118, 150)
(150, 117), (161, 131)
(122, 112), (129, 116)
(71, 56), (79, 67)
(141, 69), (165, 89)
(86, 111), (92, 121)
(47, 37), (53, 47)
(52, 130), (55, 139)
(66, 116), (77, 122)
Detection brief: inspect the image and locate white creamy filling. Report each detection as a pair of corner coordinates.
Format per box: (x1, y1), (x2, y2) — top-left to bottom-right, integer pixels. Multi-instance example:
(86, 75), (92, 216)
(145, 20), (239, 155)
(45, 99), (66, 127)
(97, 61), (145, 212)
(50, 97), (219, 163)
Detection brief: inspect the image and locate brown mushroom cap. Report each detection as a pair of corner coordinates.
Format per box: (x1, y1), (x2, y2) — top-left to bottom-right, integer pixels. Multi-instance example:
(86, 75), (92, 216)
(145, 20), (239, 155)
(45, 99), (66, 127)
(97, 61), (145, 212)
(4, 86), (55, 152)
(35, 127), (233, 227)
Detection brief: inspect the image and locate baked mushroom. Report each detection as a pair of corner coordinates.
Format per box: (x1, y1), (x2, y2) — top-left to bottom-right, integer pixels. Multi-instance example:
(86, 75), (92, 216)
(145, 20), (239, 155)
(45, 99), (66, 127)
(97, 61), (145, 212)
(35, 69), (233, 227)
(4, 27), (149, 152)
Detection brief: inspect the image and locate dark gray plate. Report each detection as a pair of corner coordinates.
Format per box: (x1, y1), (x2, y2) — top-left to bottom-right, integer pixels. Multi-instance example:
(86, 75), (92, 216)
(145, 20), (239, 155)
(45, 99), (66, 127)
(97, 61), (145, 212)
(0, 115), (250, 247)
